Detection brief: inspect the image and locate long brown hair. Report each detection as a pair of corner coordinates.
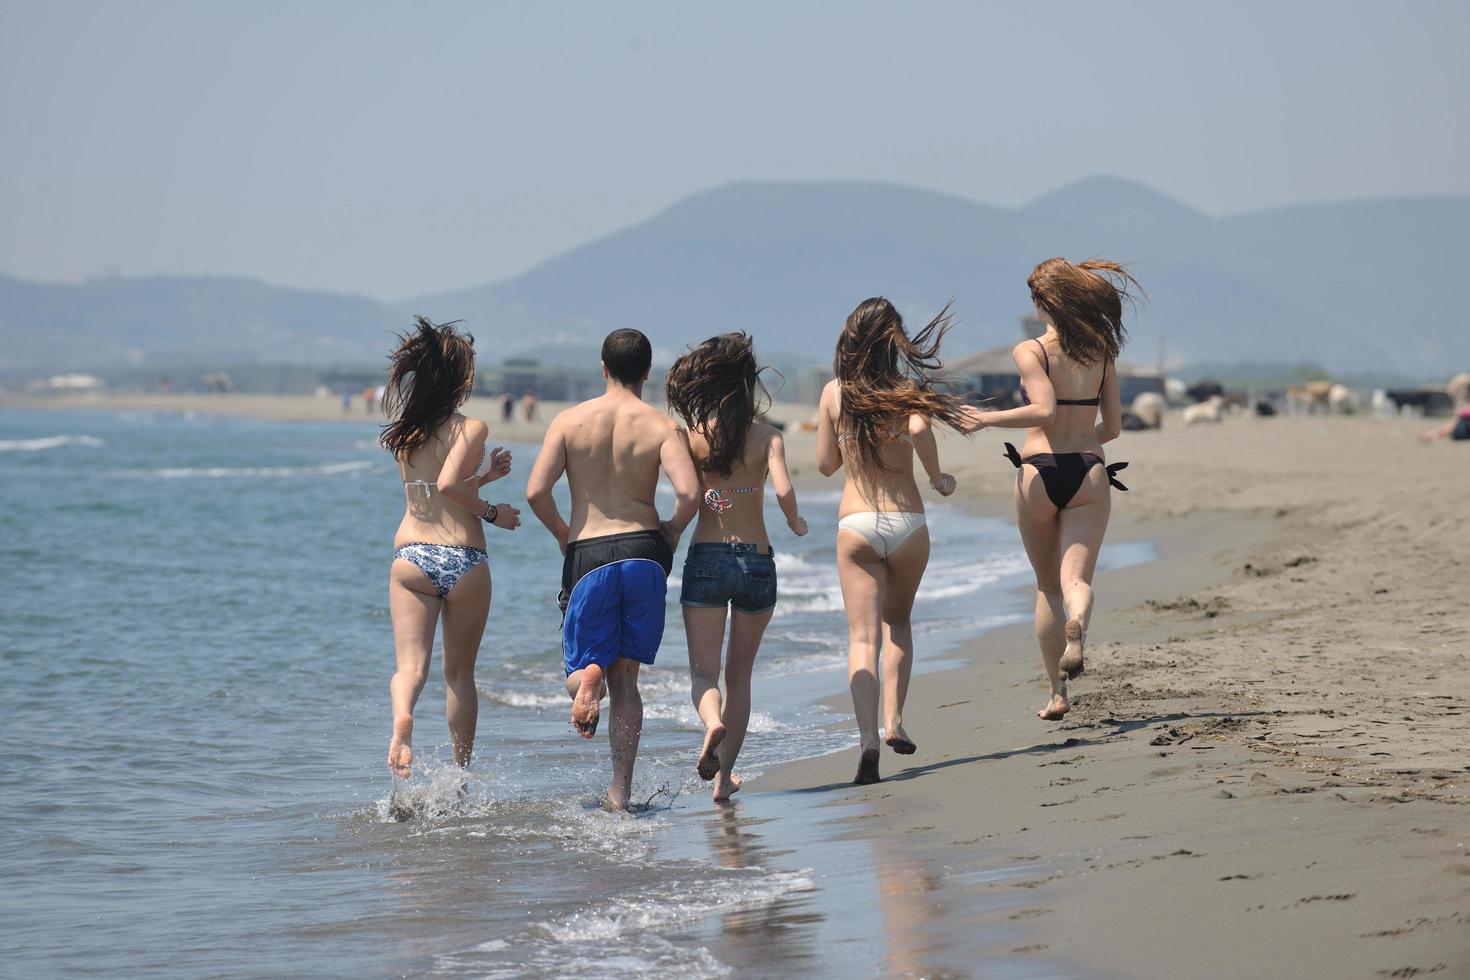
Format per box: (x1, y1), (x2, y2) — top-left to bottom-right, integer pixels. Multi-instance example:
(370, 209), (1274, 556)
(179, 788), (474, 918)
(379, 316), (476, 459)
(1027, 257), (1141, 365)
(665, 332), (770, 477)
(834, 297), (967, 476)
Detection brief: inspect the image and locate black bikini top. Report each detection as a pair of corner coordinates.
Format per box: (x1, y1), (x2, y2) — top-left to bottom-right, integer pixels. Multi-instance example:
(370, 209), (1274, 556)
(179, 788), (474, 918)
(1020, 339), (1105, 407)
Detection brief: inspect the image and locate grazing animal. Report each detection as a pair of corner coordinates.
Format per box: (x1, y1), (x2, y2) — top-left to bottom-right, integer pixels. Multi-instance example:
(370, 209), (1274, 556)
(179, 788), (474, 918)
(1130, 391), (1166, 429)
(1182, 394), (1224, 425)
(1384, 389), (1453, 415)
(1186, 381), (1224, 403)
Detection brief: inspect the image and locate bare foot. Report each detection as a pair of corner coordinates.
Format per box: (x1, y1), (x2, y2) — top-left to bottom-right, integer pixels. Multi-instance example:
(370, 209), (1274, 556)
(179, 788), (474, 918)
(712, 772), (742, 803)
(854, 747), (881, 785)
(571, 664), (603, 739)
(606, 784), (631, 811)
(387, 716), (413, 778)
(1060, 619), (1086, 678)
(697, 725), (726, 781)
(1037, 692), (1070, 721)
(884, 721), (917, 755)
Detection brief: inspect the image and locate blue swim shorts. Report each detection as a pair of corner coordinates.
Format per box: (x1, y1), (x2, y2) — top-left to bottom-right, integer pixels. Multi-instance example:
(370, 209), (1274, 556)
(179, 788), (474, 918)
(559, 530), (673, 676)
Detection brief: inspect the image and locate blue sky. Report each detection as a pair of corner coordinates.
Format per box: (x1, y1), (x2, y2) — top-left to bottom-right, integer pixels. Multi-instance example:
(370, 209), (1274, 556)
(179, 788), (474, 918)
(2, 0), (1466, 299)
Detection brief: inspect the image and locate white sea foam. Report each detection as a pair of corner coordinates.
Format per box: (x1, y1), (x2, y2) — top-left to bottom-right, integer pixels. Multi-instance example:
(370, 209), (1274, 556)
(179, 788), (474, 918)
(0, 434), (104, 451)
(536, 868), (814, 943)
(116, 460), (375, 479)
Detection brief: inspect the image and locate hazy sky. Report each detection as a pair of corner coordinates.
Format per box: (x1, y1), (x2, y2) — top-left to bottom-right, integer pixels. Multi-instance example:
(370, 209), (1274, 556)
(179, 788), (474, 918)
(2, 1), (1467, 300)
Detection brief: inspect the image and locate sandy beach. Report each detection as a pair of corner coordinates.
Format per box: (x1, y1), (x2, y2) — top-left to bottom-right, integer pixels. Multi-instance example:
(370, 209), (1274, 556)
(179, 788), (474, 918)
(11, 394), (1467, 976)
(763, 412), (1469, 978)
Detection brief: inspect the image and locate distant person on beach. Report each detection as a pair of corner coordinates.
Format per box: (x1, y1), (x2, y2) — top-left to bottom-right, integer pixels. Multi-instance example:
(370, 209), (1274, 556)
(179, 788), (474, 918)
(381, 317), (522, 780)
(525, 329), (700, 810)
(817, 298), (964, 785)
(960, 258), (1136, 721)
(522, 390), (538, 423)
(1418, 401), (1470, 442)
(665, 333), (808, 803)
(500, 392), (514, 424)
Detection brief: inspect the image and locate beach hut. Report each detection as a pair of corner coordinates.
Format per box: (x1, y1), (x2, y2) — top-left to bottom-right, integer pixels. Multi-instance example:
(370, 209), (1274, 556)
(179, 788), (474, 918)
(944, 344), (1165, 406)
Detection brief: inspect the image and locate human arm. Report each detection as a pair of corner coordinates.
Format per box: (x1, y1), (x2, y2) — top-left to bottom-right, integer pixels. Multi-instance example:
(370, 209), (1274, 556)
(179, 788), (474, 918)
(1096, 358), (1122, 444)
(767, 431), (807, 535)
(958, 344), (1057, 432)
(659, 424), (701, 549)
(1418, 419), (1457, 443)
(815, 380), (843, 477)
(435, 421), (520, 529)
(907, 413), (956, 496)
(524, 416), (571, 552)
(477, 447), (512, 486)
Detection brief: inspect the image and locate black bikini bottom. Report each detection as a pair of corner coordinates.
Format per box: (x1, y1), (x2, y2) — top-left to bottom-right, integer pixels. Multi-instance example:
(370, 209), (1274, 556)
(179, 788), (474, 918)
(1004, 443), (1129, 510)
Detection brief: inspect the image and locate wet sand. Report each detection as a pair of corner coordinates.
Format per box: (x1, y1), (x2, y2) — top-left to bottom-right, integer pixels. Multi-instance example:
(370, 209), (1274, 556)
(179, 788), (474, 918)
(763, 413), (1469, 978)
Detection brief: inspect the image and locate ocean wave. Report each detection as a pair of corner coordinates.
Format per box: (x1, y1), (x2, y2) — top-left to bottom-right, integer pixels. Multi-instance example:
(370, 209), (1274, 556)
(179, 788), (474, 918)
(0, 434), (105, 452)
(113, 460), (375, 479)
(535, 868), (814, 943)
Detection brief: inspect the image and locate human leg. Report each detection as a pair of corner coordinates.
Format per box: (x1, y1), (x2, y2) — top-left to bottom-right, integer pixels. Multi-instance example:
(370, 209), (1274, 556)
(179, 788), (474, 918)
(440, 561), (490, 768)
(879, 526), (930, 753)
(837, 528), (886, 783)
(1057, 467), (1112, 677)
(388, 559), (442, 777)
(713, 605), (773, 801)
(683, 604), (730, 780)
(1014, 470), (1068, 720)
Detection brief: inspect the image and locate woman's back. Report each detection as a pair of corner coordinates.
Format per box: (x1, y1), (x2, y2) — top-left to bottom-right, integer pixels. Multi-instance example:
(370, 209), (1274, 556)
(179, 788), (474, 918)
(394, 415), (486, 549)
(689, 420), (777, 545)
(1019, 337), (1115, 458)
(822, 381), (928, 517)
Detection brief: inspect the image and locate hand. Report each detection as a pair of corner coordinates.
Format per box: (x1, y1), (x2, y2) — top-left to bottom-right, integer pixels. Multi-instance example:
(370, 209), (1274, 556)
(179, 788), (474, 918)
(961, 406), (988, 433)
(491, 502), (522, 530)
(659, 519), (682, 552)
(478, 447), (512, 485)
(789, 515), (809, 537)
(932, 473), (957, 496)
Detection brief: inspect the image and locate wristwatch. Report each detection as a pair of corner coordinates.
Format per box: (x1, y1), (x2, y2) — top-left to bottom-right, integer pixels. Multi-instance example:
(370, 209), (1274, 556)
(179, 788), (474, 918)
(482, 501), (499, 524)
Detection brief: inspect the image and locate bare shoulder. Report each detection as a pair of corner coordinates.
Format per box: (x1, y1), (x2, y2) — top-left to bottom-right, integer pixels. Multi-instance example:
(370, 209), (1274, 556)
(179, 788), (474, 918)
(751, 420), (782, 448)
(461, 415), (489, 440)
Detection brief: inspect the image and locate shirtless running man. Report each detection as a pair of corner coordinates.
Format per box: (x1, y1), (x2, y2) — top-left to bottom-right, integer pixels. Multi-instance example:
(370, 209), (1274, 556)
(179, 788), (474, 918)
(525, 328), (700, 810)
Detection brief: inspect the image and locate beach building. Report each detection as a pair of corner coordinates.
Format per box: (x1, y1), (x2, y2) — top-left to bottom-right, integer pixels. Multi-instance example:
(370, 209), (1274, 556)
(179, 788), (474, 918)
(480, 358), (667, 403)
(945, 344), (1165, 405)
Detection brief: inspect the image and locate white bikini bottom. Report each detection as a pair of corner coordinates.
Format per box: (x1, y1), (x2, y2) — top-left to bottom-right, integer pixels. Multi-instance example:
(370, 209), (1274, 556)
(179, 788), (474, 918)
(837, 511), (927, 559)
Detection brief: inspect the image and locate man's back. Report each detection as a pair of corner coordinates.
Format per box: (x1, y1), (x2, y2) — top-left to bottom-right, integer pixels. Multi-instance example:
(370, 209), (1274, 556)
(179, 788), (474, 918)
(556, 391), (677, 540)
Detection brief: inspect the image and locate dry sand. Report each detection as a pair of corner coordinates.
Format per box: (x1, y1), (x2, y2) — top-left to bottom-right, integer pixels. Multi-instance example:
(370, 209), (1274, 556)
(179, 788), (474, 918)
(15, 393), (1468, 976)
(763, 413), (1469, 978)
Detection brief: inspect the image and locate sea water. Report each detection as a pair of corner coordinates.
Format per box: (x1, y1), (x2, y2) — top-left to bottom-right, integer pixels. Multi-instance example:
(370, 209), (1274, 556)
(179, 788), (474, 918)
(0, 409), (1151, 977)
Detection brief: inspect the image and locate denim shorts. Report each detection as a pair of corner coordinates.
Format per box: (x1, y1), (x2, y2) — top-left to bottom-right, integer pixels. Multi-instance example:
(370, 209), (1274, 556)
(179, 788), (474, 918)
(679, 543), (778, 614)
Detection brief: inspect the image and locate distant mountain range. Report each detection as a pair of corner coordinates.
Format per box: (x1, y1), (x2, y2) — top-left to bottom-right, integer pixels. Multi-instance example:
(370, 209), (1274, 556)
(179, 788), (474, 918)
(4, 177), (1466, 379)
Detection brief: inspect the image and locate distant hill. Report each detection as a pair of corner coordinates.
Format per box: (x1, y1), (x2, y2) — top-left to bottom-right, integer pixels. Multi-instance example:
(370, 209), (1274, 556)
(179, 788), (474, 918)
(406, 178), (1470, 376)
(0, 273), (398, 372)
(3, 178), (1466, 378)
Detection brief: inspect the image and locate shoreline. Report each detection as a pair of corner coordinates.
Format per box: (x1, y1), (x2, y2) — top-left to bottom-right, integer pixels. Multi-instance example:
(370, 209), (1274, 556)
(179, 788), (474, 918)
(758, 416), (1469, 977)
(9, 397), (1467, 975)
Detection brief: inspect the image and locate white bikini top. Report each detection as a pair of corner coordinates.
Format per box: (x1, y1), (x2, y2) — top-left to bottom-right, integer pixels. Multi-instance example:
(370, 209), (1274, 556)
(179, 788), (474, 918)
(404, 445), (491, 492)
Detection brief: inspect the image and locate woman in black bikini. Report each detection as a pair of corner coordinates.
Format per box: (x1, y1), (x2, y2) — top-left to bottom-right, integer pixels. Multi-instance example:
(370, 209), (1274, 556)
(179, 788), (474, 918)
(665, 333), (807, 802)
(962, 258), (1137, 721)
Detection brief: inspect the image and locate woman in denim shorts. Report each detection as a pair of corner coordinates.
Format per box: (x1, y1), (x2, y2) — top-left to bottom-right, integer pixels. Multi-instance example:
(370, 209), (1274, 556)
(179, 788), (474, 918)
(665, 333), (808, 803)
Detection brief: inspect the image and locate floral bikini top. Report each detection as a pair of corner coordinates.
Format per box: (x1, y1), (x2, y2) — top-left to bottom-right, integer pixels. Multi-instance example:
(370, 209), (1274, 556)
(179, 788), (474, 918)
(703, 482), (763, 514)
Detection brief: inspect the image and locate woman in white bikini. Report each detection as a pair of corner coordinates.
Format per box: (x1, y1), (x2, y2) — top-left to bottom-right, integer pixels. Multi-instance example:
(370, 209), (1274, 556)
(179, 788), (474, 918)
(381, 317), (522, 780)
(665, 333), (807, 803)
(961, 259), (1136, 722)
(817, 298), (965, 784)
